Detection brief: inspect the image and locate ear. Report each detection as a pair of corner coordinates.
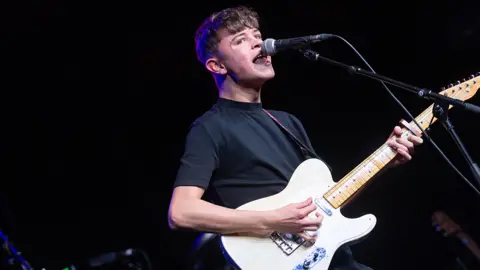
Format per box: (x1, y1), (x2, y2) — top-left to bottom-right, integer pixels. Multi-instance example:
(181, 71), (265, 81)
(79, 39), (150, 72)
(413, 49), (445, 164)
(205, 57), (227, 75)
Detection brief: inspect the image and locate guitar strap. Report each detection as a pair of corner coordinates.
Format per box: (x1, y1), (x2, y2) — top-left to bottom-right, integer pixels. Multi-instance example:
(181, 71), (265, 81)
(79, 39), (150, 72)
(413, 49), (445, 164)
(189, 110), (333, 269)
(263, 109), (332, 172)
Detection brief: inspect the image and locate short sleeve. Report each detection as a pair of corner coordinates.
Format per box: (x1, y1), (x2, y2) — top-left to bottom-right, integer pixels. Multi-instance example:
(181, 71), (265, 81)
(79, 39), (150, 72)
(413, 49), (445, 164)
(173, 121), (219, 189)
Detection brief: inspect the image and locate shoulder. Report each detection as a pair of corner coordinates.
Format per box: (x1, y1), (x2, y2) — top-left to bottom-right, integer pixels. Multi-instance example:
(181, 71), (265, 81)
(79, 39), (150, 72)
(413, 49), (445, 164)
(265, 109), (290, 118)
(265, 109), (304, 126)
(185, 104), (227, 145)
(188, 104), (222, 131)
(265, 108), (310, 141)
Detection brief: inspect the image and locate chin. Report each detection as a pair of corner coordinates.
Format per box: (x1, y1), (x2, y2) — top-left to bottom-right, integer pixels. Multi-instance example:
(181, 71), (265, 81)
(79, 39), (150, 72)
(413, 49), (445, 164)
(258, 69), (275, 81)
(250, 77), (274, 89)
(241, 70), (275, 88)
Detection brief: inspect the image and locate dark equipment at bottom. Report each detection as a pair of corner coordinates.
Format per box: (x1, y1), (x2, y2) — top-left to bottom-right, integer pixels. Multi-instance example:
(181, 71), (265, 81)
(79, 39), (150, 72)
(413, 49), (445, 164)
(62, 248), (153, 270)
(0, 229), (152, 270)
(0, 230), (32, 270)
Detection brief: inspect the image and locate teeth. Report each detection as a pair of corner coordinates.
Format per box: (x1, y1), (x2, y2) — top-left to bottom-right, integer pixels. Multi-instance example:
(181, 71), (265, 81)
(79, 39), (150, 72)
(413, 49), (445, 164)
(254, 55), (264, 62)
(253, 54), (269, 65)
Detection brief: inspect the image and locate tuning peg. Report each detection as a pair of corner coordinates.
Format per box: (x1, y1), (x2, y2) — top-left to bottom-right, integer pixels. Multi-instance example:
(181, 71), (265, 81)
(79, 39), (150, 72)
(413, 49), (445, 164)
(469, 74), (475, 79)
(456, 80), (461, 85)
(476, 72), (480, 76)
(440, 87), (446, 90)
(448, 83), (453, 88)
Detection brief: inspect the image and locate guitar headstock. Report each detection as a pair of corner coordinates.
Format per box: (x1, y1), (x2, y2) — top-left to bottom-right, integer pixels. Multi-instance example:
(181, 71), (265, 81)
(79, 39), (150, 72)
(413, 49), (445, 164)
(432, 210), (462, 237)
(438, 72), (480, 101)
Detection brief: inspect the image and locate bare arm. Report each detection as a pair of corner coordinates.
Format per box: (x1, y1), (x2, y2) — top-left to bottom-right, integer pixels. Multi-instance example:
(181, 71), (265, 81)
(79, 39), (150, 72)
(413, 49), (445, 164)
(168, 186), (270, 235)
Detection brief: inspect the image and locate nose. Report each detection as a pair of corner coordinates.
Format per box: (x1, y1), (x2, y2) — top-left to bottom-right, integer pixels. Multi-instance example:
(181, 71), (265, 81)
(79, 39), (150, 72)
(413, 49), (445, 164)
(251, 37), (262, 50)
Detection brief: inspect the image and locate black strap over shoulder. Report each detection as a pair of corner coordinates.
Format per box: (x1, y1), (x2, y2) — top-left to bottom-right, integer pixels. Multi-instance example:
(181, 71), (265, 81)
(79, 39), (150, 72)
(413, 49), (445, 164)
(263, 109), (332, 172)
(187, 109), (334, 269)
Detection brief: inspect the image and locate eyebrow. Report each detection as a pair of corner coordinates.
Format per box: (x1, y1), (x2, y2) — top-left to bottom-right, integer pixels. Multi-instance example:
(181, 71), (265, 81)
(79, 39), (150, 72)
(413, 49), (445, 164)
(230, 30), (261, 44)
(231, 33), (246, 44)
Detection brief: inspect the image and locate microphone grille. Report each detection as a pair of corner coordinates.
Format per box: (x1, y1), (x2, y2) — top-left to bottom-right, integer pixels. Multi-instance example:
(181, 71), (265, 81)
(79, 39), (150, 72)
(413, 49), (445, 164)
(261, 38), (276, 56)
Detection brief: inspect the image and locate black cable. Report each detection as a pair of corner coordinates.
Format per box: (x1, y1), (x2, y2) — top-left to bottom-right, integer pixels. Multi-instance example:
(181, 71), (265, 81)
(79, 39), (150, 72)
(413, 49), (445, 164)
(135, 248), (153, 270)
(61, 247), (153, 270)
(317, 34), (480, 196)
(0, 230), (32, 270)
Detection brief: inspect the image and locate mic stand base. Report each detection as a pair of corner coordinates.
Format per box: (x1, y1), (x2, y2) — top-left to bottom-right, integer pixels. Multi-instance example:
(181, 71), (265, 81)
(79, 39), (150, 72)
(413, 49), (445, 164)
(433, 102), (480, 189)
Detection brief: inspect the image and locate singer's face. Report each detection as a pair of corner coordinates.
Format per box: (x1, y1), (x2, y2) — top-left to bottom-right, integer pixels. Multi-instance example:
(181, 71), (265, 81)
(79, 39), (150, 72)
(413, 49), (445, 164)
(216, 28), (274, 85)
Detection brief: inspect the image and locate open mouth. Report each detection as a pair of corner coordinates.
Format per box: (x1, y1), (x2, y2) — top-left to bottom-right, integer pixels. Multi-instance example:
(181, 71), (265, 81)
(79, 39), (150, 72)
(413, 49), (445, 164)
(253, 53), (269, 65)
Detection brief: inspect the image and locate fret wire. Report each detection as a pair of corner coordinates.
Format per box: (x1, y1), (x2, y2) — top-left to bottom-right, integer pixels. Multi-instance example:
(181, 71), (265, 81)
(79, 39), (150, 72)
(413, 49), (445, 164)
(323, 87), (467, 206)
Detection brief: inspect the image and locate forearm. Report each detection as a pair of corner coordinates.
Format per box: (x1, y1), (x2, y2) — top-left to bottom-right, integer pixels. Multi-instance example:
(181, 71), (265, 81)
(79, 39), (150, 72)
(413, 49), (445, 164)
(169, 199), (270, 235)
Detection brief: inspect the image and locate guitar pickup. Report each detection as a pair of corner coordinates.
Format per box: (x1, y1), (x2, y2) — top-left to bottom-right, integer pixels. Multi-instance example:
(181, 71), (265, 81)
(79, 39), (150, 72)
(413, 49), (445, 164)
(314, 198), (332, 216)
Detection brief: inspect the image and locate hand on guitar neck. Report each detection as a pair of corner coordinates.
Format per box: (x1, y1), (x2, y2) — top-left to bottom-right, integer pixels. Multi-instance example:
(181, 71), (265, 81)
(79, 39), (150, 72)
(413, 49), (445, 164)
(432, 211), (480, 263)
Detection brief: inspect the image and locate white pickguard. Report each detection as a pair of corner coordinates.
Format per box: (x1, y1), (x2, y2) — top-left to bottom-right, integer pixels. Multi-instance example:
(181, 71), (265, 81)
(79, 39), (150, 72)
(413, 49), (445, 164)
(220, 158), (377, 270)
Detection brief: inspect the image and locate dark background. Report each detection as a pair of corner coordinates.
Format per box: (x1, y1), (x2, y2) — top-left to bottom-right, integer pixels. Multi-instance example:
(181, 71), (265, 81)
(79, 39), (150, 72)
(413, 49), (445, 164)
(2, 1), (480, 269)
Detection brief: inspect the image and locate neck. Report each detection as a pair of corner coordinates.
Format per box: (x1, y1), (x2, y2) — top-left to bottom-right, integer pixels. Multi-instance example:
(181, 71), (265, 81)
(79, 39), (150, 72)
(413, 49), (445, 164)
(218, 76), (262, 103)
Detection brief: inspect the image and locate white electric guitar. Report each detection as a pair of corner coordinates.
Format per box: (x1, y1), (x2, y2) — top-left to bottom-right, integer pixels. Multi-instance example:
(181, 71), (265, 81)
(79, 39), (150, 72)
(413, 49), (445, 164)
(220, 73), (480, 270)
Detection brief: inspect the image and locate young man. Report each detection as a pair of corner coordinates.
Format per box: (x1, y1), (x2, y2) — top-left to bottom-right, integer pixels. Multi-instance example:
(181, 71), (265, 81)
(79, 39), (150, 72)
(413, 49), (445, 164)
(168, 5), (423, 270)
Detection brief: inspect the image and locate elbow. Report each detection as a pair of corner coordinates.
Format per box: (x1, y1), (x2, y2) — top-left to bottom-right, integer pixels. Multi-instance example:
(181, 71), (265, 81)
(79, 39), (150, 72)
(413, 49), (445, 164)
(168, 204), (189, 230)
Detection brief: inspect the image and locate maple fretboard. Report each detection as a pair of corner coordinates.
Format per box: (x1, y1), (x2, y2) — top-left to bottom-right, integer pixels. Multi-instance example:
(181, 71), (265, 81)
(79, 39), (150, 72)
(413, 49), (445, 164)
(323, 74), (479, 208)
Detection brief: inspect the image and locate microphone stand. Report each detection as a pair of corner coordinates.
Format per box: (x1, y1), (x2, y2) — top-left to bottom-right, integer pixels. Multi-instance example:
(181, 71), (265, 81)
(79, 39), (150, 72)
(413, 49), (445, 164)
(299, 48), (480, 189)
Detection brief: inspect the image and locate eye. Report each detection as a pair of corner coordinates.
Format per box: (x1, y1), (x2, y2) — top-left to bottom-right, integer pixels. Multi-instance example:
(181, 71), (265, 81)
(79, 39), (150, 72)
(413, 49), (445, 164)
(236, 37), (246, 45)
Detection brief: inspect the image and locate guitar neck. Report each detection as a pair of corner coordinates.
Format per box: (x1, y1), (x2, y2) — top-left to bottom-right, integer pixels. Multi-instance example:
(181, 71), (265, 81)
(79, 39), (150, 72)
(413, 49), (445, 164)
(323, 88), (466, 208)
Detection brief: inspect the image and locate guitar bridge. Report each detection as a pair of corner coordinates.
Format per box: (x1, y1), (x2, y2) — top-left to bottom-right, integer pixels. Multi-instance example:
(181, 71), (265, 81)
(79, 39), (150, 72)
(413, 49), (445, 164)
(270, 232), (305, 255)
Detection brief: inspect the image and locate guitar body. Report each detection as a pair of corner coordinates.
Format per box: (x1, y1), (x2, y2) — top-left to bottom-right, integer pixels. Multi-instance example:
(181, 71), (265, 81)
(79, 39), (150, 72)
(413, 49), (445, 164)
(220, 159), (377, 270)
(218, 74), (480, 269)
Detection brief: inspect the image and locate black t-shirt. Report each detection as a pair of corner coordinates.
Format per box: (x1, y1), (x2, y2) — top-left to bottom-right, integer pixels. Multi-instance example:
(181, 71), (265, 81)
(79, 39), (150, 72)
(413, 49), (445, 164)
(173, 98), (373, 270)
(173, 97), (319, 208)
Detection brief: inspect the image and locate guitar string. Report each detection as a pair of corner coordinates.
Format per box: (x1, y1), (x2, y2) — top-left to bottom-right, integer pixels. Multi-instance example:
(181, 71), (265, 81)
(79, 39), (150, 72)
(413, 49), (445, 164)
(331, 93), (480, 205)
(325, 85), (480, 204)
(332, 34), (480, 198)
(328, 90), (462, 198)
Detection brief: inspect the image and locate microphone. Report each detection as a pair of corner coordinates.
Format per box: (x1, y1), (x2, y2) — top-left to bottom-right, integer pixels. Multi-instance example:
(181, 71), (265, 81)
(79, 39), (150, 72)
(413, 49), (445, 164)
(261, 34), (334, 56)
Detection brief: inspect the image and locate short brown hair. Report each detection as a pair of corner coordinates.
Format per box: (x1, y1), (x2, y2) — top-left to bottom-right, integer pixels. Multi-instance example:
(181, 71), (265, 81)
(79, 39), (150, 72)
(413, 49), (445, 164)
(194, 6), (260, 65)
